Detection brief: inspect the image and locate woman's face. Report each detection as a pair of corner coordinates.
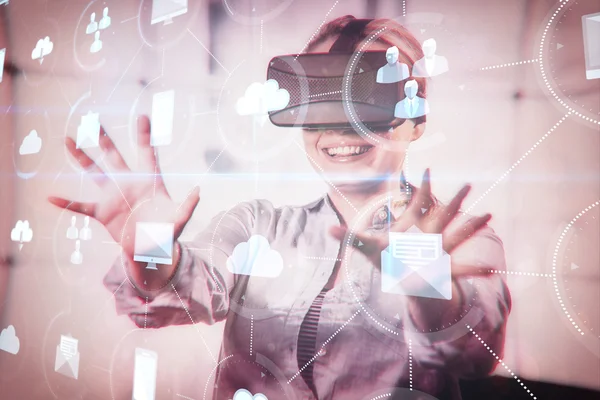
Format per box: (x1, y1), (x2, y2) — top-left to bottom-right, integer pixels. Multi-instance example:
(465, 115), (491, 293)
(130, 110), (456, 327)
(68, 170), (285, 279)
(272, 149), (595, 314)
(301, 39), (423, 192)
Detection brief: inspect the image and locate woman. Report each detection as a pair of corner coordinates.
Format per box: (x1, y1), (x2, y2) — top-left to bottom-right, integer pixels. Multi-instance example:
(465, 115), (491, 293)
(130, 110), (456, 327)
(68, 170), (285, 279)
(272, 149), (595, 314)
(49, 16), (511, 400)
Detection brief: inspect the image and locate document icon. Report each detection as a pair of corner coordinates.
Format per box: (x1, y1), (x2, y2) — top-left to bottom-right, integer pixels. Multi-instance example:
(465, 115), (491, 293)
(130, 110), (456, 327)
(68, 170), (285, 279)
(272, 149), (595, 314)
(54, 334), (80, 380)
(133, 222), (174, 269)
(582, 12), (600, 80)
(76, 111), (100, 149)
(381, 226), (452, 300)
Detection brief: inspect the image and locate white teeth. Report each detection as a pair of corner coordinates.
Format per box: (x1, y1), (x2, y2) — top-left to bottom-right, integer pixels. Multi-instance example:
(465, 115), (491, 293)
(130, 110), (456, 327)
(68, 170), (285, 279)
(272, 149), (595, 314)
(326, 146), (371, 156)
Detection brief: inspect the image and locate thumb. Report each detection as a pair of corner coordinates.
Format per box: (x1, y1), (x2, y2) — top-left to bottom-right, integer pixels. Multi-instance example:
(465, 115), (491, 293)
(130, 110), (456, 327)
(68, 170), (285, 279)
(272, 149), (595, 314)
(174, 186), (200, 238)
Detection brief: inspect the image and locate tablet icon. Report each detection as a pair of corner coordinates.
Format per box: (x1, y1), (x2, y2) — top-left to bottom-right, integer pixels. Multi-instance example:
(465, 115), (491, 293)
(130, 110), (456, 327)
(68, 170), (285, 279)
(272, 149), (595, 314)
(77, 111), (100, 149)
(582, 12), (600, 80)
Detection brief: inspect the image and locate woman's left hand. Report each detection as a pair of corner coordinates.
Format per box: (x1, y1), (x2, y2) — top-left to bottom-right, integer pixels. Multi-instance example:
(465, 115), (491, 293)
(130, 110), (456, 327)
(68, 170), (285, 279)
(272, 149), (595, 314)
(330, 168), (492, 279)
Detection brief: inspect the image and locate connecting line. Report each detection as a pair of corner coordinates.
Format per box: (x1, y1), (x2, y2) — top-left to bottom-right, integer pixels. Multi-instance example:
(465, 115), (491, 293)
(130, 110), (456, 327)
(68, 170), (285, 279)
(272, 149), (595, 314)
(479, 59), (539, 71)
(250, 314), (254, 356)
(144, 297), (148, 329)
(402, 0), (406, 17)
(293, 140), (358, 212)
(464, 113), (570, 213)
(466, 325), (537, 399)
(296, 0), (340, 57)
(408, 339), (413, 390)
(490, 270), (553, 278)
(260, 20), (264, 54)
(85, 278), (128, 332)
(171, 284), (218, 363)
(203, 355), (234, 400)
(287, 310), (360, 384)
(187, 28), (230, 75)
(304, 256), (342, 262)
(175, 395), (196, 400)
(107, 43), (144, 102)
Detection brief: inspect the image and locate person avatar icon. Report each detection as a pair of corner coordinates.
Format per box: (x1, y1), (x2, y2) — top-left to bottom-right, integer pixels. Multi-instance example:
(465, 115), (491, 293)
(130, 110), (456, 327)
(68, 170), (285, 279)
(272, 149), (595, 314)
(99, 7), (111, 30)
(86, 12), (98, 34)
(66, 216), (79, 240)
(70, 240), (83, 265)
(376, 46), (410, 84)
(80, 216), (92, 241)
(90, 31), (102, 53)
(412, 38), (449, 78)
(394, 79), (430, 119)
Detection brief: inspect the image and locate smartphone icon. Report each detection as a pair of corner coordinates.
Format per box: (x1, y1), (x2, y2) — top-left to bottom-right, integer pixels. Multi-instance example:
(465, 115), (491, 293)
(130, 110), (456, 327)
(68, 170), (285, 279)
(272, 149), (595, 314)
(582, 12), (600, 80)
(132, 348), (158, 400)
(150, 90), (175, 146)
(0, 48), (6, 83)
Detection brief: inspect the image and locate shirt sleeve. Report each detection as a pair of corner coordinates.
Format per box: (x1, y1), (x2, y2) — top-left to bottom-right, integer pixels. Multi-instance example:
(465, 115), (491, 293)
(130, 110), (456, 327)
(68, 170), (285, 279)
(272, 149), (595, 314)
(404, 220), (512, 378)
(102, 201), (257, 329)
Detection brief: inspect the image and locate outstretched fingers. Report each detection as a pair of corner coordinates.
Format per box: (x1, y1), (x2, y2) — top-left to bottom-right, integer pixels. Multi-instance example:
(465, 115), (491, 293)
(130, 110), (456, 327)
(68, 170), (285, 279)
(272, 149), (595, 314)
(99, 125), (130, 172)
(174, 187), (201, 238)
(48, 196), (97, 218)
(65, 137), (108, 187)
(443, 213), (492, 254)
(432, 184), (471, 233)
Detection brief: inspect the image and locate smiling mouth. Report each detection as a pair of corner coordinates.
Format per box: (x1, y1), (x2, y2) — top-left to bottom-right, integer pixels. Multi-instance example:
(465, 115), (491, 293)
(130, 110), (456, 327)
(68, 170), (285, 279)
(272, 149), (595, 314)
(322, 145), (374, 158)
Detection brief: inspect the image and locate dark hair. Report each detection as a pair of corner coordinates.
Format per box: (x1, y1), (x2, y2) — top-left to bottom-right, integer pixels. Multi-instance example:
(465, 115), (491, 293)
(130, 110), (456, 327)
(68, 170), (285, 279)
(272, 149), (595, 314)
(305, 15), (427, 126)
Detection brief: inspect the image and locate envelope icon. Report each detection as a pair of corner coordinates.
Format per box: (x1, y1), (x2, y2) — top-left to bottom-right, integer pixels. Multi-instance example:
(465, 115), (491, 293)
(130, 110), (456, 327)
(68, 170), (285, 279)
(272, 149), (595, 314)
(381, 229), (452, 300)
(54, 335), (80, 380)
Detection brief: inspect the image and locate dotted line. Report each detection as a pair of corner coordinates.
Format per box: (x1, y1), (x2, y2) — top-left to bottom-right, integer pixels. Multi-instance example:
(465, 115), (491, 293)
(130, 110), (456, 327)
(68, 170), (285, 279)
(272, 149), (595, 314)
(538, 0), (599, 125)
(153, 162), (157, 196)
(144, 297), (148, 329)
(552, 200), (600, 337)
(287, 310), (360, 383)
(296, 0), (340, 57)
(345, 27), (388, 144)
(202, 354), (234, 400)
(171, 284), (217, 362)
(480, 59), (539, 71)
(370, 394), (392, 400)
(467, 324), (537, 399)
(465, 114), (569, 213)
(490, 270), (554, 278)
(408, 339), (413, 391)
(304, 256), (342, 262)
(293, 140), (358, 212)
(308, 90), (343, 98)
(250, 314), (254, 356)
(402, 0), (406, 17)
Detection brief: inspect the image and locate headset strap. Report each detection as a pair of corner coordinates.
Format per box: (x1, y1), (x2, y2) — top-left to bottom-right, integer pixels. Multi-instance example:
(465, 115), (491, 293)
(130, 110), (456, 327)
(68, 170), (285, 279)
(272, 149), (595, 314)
(328, 17), (374, 53)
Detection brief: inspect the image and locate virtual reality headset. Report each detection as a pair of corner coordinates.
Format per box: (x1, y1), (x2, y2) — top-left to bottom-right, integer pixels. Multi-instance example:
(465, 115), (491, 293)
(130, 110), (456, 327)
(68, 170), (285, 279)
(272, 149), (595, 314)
(266, 18), (403, 130)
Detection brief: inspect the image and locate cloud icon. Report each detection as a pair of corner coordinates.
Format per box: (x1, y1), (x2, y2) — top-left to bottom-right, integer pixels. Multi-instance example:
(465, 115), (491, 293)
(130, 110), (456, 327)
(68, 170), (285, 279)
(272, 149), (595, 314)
(19, 129), (42, 155)
(227, 235), (283, 278)
(0, 325), (20, 355)
(236, 79), (290, 124)
(11, 220), (33, 244)
(31, 36), (53, 61)
(233, 389), (268, 400)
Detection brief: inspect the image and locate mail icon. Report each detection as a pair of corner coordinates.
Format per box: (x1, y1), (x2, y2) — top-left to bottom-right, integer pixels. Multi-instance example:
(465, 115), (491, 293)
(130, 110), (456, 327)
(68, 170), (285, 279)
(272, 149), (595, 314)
(54, 334), (80, 380)
(76, 111), (100, 149)
(381, 226), (452, 300)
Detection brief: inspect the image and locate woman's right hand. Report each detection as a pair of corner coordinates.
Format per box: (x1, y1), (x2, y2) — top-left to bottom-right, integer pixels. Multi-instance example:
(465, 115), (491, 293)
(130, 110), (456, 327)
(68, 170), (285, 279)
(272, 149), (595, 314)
(48, 115), (200, 289)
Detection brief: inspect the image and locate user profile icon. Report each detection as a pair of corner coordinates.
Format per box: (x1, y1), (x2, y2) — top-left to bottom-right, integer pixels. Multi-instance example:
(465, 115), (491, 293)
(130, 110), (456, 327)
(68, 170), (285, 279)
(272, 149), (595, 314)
(394, 80), (429, 119)
(376, 46), (409, 84)
(412, 38), (449, 77)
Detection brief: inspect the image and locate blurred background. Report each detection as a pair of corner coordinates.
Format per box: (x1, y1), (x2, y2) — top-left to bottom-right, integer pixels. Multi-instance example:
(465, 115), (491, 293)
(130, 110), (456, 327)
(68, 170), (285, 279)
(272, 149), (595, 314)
(0, 0), (599, 399)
